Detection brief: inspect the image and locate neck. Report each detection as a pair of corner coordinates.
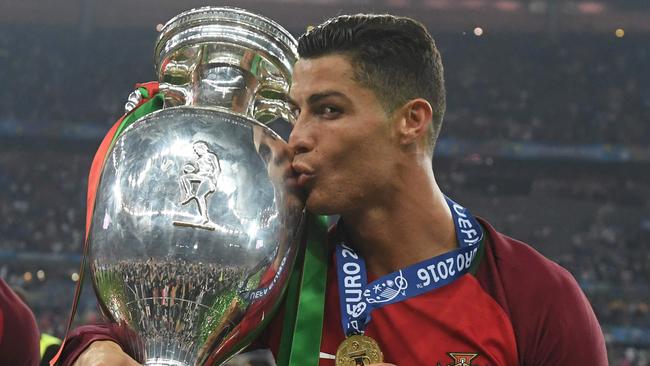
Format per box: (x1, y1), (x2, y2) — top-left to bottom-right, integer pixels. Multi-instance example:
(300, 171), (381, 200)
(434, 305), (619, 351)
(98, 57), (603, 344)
(340, 162), (457, 277)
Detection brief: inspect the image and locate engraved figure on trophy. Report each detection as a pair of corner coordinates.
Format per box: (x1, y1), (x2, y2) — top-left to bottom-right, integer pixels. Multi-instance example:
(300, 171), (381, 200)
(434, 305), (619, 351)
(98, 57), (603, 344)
(174, 141), (222, 230)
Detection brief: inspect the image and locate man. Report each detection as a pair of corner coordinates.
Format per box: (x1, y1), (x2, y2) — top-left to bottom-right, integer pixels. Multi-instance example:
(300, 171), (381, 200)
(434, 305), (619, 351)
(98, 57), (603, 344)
(59, 13), (607, 366)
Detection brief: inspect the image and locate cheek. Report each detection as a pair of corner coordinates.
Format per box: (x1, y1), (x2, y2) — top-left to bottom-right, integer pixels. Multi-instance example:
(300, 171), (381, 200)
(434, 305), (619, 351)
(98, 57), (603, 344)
(307, 178), (358, 215)
(320, 147), (385, 199)
(312, 123), (392, 196)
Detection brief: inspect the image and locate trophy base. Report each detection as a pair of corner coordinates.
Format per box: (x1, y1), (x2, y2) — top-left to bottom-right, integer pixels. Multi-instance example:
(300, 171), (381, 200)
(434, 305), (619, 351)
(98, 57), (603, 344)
(144, 358), (190, 366)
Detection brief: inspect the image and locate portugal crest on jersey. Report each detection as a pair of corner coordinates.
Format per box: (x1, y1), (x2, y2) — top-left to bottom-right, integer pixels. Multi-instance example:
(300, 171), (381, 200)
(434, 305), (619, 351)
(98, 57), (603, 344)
(447, 352), (478, 366)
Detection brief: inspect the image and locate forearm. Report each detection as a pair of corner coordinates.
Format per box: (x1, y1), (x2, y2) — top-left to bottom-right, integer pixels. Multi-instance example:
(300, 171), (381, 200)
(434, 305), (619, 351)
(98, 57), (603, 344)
(56, 324), (133, 366)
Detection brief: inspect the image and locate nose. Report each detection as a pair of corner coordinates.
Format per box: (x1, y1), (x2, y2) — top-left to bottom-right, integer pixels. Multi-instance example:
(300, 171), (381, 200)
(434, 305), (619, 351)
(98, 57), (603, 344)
(288, 117), (314, 156)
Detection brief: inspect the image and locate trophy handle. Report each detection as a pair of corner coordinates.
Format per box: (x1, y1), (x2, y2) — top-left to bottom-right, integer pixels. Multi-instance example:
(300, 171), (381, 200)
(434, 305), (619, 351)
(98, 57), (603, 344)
(254, 96), (294, 124)
(159, 82), (192, 107)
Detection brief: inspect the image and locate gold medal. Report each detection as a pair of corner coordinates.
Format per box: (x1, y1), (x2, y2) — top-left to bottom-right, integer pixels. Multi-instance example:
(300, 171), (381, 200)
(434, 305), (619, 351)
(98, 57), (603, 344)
(335, 334), (384, 366)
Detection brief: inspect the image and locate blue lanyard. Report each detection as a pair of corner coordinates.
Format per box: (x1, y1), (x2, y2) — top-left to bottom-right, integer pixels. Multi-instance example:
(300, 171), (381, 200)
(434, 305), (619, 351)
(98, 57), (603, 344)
(335, 197), (483, 336)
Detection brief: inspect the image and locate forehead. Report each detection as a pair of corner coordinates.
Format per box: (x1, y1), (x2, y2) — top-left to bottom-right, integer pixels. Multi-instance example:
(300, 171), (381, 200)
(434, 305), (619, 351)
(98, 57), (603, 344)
(289, 54), (358, 99)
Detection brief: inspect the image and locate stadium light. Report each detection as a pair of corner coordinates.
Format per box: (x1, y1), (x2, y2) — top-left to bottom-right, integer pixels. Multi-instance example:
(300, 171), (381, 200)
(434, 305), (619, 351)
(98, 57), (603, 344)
(578, 2), (605, 14)
(71, 272), (80, 282)
(36, 270), (45, 281)
(615, 28), (625, 38)
(494, 0), (520, 12)
(474, 27), (484, 36)
(24, 271), (33, 282)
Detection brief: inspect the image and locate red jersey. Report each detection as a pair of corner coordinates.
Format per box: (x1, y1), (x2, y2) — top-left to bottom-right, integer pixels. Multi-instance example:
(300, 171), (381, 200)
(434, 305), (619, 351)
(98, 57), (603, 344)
(260, 217), (606, 366)
(314, 264), (519, 365)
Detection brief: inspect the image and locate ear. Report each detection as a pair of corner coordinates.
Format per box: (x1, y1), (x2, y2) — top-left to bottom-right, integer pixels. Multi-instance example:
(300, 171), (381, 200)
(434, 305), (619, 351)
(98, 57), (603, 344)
(395, 98), (433, 147)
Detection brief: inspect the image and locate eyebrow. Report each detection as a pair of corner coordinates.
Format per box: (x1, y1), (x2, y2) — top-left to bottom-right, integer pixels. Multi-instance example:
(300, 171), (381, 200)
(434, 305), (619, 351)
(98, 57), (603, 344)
(287, 90), (351, 108)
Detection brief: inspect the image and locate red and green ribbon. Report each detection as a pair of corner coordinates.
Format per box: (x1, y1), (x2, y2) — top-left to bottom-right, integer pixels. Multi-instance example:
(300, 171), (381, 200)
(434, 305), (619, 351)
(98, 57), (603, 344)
(277, 215), (329, 366)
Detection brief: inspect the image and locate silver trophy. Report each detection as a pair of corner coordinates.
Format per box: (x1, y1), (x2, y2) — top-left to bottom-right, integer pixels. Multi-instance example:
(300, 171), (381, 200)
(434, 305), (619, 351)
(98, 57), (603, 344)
(87, 7), (302, 365)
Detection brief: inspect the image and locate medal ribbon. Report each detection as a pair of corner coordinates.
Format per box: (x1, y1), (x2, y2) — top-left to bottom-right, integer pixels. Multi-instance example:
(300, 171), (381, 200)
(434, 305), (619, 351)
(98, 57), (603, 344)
(278, 214), (328, 366)
(335, 197), (483, 336)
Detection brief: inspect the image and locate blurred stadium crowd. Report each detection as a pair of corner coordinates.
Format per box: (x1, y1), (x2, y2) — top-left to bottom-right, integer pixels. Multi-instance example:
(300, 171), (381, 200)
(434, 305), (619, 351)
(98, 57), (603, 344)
(1, 28), (649, 144)
(1, 26), (649, 365)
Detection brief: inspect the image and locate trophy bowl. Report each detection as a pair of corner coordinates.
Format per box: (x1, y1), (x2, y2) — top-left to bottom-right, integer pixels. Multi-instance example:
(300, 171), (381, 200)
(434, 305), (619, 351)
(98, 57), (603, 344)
(87, 7), (302, 366)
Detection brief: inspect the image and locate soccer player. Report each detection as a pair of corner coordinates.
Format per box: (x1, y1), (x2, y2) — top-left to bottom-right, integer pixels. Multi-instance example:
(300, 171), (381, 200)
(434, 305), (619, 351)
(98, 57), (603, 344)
(58, 13), (607, 366)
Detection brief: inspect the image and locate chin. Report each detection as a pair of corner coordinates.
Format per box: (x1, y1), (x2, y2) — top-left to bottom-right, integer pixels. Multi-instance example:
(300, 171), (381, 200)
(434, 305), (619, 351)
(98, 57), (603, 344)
(305, 193), (339, 216)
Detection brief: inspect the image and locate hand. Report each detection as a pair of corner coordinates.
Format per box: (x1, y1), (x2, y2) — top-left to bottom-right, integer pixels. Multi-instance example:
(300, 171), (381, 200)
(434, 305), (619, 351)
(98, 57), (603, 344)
(72, 340), (140, 366)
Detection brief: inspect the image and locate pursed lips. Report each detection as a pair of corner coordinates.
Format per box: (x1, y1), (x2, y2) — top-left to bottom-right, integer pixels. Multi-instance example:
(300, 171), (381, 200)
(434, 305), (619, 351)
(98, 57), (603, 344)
(291, 161), (316, 187)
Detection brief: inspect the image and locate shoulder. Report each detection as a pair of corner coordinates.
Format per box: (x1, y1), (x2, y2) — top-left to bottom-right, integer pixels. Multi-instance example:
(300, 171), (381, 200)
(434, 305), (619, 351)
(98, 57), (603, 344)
(475, 218), (607, 365)
(0, 279), (40, 366)
(477, 217), (575, 294)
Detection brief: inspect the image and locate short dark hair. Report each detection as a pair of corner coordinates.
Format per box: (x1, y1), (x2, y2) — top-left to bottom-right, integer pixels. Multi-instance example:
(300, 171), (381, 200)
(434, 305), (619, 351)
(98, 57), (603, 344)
(298, 14), (446, 153)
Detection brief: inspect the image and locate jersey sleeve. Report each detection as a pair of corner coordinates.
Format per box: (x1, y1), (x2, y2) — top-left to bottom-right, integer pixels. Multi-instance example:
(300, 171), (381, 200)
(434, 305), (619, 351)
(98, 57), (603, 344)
(513, 258), (607, 365)
(56, 324), (126, 366)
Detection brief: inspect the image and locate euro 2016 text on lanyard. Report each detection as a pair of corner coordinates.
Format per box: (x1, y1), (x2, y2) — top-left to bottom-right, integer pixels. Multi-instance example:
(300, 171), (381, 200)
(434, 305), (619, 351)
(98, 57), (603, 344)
(334, 197), (484, 366)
